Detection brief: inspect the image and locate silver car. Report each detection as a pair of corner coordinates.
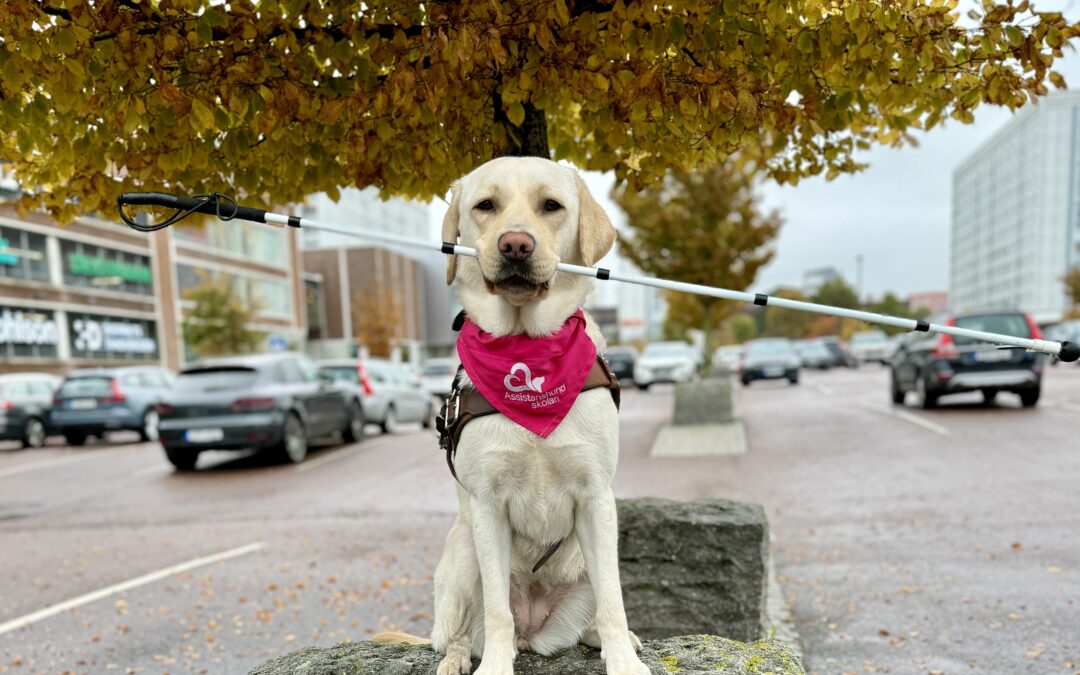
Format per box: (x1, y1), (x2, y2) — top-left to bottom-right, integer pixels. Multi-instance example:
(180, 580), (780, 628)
(633, 341), (698, 390)
(318, 358), (434, 433)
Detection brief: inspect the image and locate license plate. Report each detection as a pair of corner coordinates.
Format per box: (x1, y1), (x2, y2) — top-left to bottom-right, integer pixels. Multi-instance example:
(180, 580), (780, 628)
(184, 428), (224, 443)
(974, 350), (1011, 363)
(68, 398), (97, 410)
(764, 366), (785, 377)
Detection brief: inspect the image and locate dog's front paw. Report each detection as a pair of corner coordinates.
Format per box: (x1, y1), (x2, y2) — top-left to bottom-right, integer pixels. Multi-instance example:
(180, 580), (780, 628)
(603, 652), (651, 675)
(627, 630), (643, 653)
(473, 659), (514, 675)
(437, 652), (473, 675)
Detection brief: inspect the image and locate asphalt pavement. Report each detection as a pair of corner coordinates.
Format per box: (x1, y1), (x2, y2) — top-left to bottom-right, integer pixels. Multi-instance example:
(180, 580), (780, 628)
(1, 366), (1079, 674)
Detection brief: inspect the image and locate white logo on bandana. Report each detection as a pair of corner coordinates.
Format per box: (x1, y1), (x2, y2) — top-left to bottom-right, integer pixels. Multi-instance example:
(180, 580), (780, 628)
(504, 362), (545, 393)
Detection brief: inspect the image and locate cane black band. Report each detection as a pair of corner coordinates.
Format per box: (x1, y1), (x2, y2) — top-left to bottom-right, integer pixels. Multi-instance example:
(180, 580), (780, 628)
(287, 215), (301, 228)
(915, 320), (930, 332)
(754, 293), (768, 306)
(596, 267), (610, 280)
(442, 242), (456, 254)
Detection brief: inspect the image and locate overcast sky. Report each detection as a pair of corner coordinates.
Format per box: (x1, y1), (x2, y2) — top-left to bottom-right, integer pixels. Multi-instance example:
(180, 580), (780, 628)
(431, 2), (1080, 301)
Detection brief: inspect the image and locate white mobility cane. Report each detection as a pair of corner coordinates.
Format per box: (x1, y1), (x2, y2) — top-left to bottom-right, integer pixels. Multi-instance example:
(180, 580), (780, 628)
(116, 192), (1080, 363)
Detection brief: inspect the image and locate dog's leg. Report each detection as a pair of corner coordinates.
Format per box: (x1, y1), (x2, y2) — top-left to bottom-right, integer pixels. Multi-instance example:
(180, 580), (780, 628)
(581, 625), (643, 652)
(575, 489), (650, 675)
(470, 497), (517, 675)
(433, 517), (480, 675)
(525, 583), (596, 656)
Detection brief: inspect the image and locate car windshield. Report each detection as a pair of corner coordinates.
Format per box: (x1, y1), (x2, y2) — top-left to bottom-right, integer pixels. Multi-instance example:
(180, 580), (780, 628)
(746, 340), (795, 356)
(797, 342), (828, 354)
(851, 331), (887, 345)
(57, 377), (112, 398)
(321, 366), (360, 384)
(643, 343), (690, 357)
(952, 313), (1030, 346)
(422, 363), (456, 376)
(176, 367), (259, 392)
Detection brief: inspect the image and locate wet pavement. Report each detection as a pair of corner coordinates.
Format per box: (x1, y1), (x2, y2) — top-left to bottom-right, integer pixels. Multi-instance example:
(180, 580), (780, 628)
(1, 365), (1078, 674)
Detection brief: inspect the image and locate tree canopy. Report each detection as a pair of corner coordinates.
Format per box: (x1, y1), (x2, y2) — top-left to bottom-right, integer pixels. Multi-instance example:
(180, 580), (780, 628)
(0, 1), (1077, 221)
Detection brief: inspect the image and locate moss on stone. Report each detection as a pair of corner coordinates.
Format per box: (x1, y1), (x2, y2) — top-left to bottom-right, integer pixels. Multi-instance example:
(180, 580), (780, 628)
(247, 634), (804, 675)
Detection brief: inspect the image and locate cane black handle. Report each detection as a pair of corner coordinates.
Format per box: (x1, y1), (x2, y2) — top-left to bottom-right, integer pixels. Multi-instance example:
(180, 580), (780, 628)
(1059, 341), (1080, 363)
(118, 192), (267, 223)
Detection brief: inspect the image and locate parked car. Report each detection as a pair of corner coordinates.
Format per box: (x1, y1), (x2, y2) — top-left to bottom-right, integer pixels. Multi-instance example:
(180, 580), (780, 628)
(740, 338), (801, 386)
(819, 336), (858, 368)
(712, 345), (744, 373)
(793, 339), (833, 370)
(318, 358), (434, 433)
(603, 346), (638, 381)
(158, 353), (363, 470)
(633, 342), (698, 390)
(849, 330), (891, 364)
(419, 358), (459, 398)
(889, 310), (1044, 409)
(51, 366), (175, 446)
(0, 373), (62, 448)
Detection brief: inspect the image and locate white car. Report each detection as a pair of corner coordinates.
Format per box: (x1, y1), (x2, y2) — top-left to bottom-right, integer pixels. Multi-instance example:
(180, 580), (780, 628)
(712, 345), (743, 373)
(849, 330), (890, 364)
(419, 358), (459, 398)
(634, 342), (698, 390)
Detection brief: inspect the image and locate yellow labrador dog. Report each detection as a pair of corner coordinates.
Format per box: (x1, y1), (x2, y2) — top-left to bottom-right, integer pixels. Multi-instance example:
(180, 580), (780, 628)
(432, 157), (650, 675)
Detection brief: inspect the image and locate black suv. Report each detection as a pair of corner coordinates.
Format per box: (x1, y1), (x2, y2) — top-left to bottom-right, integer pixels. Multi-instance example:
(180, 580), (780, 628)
(889, 310), (1044, 409)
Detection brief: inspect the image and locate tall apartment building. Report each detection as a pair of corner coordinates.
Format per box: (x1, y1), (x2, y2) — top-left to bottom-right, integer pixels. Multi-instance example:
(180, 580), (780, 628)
(951, 92), (1080, 323)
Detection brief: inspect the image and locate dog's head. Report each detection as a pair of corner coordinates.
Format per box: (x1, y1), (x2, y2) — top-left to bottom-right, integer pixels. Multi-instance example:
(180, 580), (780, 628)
(441, 157), (616, 306)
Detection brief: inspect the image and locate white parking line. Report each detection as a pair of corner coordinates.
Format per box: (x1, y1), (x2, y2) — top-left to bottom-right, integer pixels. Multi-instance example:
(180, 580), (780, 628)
(0, 542), (264, 637)
(0, 447), (135, 480)
(857, 402), (951, 436)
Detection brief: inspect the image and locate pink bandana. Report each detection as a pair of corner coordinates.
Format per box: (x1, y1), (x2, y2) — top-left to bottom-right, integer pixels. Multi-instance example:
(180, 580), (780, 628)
(456, 310), (598, 438)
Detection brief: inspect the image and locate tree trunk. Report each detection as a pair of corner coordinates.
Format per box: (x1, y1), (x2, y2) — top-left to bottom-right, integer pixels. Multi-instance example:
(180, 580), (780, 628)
(493, 93), (550, 158)
(701, 300), (714, 377)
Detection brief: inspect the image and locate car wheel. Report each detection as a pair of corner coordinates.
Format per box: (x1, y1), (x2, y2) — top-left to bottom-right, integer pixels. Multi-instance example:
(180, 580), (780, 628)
(380, 406), (399, 434)
(788, 375), (799, 385)
(421, 401), (435, 429)
(63, 432), (87, 447)
(1019, 387), (1040, 408)
(275, 412), (308, 464)
(165, 448), (199, 471)
(741, 378), (751, 387)
(981, 389), (998, 405)
(139, 408), (160, 442)
(22, 417), (46, 449)
(342, 401), (365, 443)
(636, 382), (650, 391)
(890, 371), (905, 405)
(914, 374), (938, 410)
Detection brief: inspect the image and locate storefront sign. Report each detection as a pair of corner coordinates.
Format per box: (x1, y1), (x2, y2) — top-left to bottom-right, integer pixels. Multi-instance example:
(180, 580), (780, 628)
(70, 313), (158, 358)
(0, 307), (59, 346)
(68, 253), (152, 284)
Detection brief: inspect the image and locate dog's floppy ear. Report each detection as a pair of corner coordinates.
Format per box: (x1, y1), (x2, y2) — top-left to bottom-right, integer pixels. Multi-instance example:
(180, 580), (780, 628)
(441, 182), (461, 285)
(576, 174), (616, 267)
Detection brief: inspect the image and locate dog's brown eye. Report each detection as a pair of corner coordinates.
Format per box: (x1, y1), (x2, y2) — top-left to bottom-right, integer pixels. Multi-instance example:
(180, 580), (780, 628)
(543, 199), (563, 212)
(474, 199), (495, 211)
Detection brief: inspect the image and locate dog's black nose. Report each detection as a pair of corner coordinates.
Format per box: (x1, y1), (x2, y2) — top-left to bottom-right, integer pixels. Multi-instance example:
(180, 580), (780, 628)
(498, 232), (535, 262)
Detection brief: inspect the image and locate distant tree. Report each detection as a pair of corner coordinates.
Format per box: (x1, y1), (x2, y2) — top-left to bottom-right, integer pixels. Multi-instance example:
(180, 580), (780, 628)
(812, 279), (861, 310)
(353, 281), (400, 358)
(616, 161), (781, 372)
(731, 314), (758, 344)
(182, 275), (265, 358)
(762, 287), (814, 339)
(1065, 268), (1080, 307)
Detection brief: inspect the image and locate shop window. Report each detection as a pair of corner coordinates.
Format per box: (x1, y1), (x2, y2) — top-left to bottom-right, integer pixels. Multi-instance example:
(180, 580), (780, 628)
(0, 226), (50, 283)
(60, 239), (153, 295)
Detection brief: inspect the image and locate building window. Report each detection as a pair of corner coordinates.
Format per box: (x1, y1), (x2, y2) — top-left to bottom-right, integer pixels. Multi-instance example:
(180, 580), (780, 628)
(177, 263), (292, 316)
(174, 219), (285, 265)
(0, 226), (50, 283)
(60, 239), (154, 295)
(0, 305), (60, 359)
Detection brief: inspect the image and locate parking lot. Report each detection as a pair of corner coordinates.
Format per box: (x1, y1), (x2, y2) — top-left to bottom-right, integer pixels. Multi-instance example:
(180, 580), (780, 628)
(2, 365), (1079, 674)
